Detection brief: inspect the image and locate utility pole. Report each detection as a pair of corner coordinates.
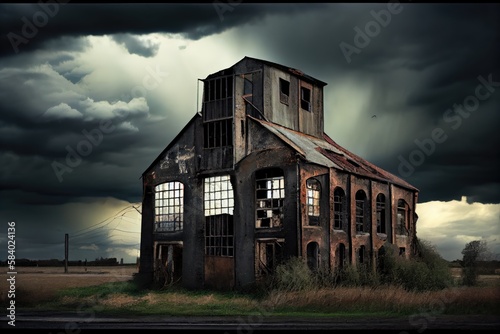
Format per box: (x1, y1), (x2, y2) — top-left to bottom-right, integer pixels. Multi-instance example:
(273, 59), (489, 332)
(65, 233), (69, 273)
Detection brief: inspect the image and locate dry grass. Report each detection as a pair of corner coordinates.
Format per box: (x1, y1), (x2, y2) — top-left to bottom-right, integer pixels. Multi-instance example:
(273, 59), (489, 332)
(262, 285), (500, 314)
(2, 265), (499, 316)
(0, 266), (137, 307)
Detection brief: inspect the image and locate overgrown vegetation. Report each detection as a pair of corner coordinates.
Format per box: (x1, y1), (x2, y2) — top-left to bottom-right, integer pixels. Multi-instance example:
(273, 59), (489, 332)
(461, 240), (490, 286)
(265, 239), (454, 293)
(17, 238), (500, 317)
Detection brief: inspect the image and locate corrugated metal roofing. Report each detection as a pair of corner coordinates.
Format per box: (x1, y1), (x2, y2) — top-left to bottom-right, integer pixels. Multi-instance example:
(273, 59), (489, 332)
(249, 116), (418, 192)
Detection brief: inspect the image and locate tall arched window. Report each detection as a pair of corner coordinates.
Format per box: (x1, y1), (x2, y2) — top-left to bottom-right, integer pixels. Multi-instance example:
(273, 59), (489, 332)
(334, 187), (346, 230)
(154, 181), (184, 232)
(376, 193), (386, 234)
(307, 242), (319, 271)
(355, 190), (367, 233)
(397, 199), (409, 235)
(306, 178), (321, 226)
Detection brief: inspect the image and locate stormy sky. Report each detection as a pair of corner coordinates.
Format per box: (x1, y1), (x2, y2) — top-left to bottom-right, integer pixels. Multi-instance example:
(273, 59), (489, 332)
(0, 2), (499, 263)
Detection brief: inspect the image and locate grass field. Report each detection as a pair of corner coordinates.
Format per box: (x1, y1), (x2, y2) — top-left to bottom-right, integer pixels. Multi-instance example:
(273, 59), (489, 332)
(0, 265), (138, 307)
(1, 265), (499, 317)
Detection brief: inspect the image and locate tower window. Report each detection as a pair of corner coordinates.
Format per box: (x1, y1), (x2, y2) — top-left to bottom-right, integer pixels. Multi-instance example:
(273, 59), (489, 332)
(300, 86), (311, 111)
(279, 78), (290, 105)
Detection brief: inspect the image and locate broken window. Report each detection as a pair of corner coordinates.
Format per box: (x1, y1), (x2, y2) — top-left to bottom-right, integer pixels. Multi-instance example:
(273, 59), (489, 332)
(279, 78), (290, 105)
(376, 193), (386, 234)
(203, 119), (233, 148)
(397, 199), (408, 235)
(334, 187), (346, 230)
(204, 175), (234, 257)
(204, 175), (234, 216)
(256, 238), (284, 277)
(355, 190), (367, 233)
(307, 241), (320, 271)
(300, 86), (311, 111)
(205, 214), (234, 257)
(154, 182), (184, 232)
(306, 178), (320, 225)
(256, 168), (285, 228)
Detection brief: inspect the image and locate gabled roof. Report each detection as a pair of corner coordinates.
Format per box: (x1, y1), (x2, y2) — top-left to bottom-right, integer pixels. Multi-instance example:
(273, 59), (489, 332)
(205, 56), (328, 87)
(248, 116), (418, 192)
(141, 112), (201, 177)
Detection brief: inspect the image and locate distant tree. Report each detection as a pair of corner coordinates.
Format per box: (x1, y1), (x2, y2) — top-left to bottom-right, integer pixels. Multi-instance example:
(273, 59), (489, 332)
(461, 240), (489, 286)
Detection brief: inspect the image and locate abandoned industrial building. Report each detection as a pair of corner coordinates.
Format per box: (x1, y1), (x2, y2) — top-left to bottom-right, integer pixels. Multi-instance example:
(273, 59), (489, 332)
(139, 56), (419, 290)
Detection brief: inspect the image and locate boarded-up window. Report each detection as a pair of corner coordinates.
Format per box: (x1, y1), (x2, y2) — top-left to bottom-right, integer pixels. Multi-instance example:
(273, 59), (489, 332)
(256, 168), (285, 228)
(154, 182), (184, 232)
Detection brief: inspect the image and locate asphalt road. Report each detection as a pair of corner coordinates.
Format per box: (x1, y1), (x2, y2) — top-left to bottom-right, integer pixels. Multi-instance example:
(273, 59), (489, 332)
(2, 312), (500, 333)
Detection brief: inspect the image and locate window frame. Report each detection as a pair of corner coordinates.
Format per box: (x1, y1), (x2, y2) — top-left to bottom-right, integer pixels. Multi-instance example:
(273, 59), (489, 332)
(376, 193), (386, 234)
(300, 86), (311, 112)
(306, 178), (321, 226)
(154, 181), (184, 233)
(255, 168), (285, 229)
(333, 187), (346, 230)
(355, 190), (367, 233)
(279, 78), (290, 105)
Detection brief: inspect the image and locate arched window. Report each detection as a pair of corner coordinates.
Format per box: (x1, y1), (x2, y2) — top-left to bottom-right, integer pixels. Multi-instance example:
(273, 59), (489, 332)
(333, 187), (346, 230)
(397, 199), (409, 235)
(355, 190), (367, 233)
(376, 193), (386, 234)
(256, 168), (285, 228)
(307, 242), (319, 271)
(306, 178), (321, 226)
(154, 181), (184, 232)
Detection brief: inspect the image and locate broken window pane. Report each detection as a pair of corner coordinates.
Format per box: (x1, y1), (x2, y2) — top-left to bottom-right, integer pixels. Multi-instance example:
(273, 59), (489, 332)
(154, 182), (184, 232)
(255, 168), (285, 228)
(204, 175), (234, 216)
(306, 178), (321, 225)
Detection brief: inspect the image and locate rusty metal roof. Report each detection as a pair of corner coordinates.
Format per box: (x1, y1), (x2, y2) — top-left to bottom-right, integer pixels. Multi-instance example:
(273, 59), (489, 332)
(249, 116), (418, 192)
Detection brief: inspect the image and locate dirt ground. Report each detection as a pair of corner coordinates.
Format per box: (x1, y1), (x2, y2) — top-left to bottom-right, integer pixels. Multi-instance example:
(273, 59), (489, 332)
(0, 265), (138, 307)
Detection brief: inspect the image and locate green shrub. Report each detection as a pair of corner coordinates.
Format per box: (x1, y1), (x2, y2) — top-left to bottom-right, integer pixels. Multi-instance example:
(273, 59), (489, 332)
(271, 256), (314, 292)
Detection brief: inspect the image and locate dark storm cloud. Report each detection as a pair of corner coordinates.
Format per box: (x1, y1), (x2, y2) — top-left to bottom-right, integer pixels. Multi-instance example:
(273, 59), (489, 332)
(0, 3), (328, 58)
(111, 34), (160, 58)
